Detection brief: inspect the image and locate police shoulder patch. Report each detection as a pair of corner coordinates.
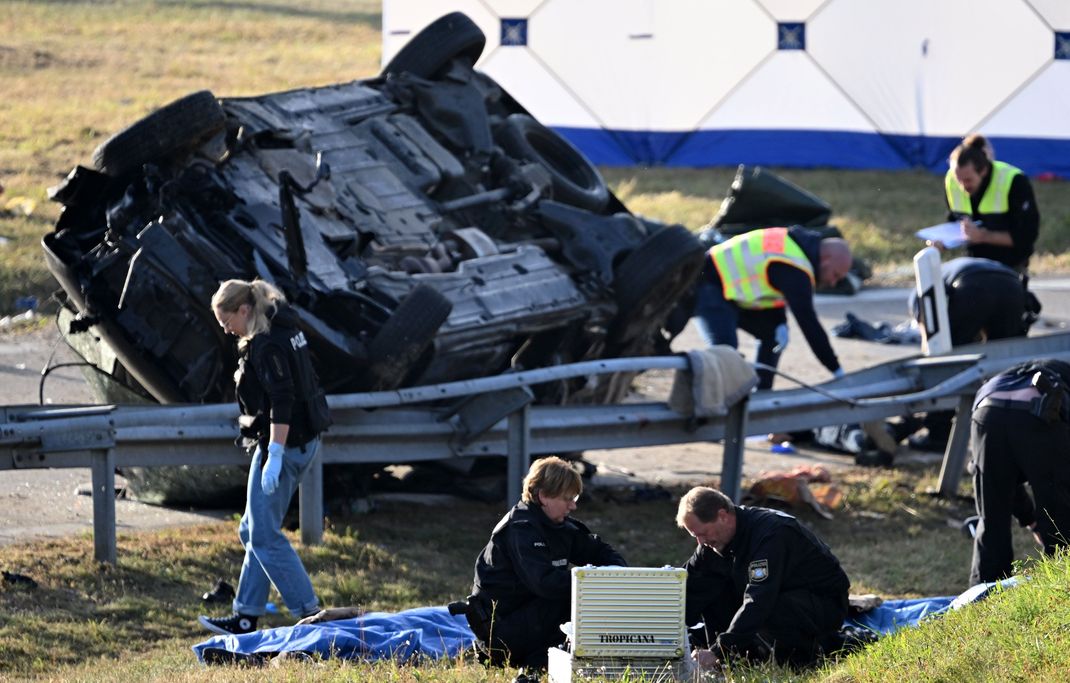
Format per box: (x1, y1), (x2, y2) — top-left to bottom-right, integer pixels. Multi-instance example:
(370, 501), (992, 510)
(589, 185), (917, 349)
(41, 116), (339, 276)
(748, 559), (770, 582)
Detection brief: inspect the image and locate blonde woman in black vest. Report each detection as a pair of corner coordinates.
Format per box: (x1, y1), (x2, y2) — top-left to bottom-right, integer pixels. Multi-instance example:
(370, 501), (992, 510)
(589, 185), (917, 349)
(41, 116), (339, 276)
(199, 279), (330, 636)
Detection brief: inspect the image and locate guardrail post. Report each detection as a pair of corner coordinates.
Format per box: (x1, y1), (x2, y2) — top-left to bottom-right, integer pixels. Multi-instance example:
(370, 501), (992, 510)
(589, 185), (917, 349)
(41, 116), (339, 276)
(506, 404), (531, 506)
(299, 448), (324, 545)
(937, 394), (975, 498)
(721, 398), (749, 503)
(90, 448), (117, 564)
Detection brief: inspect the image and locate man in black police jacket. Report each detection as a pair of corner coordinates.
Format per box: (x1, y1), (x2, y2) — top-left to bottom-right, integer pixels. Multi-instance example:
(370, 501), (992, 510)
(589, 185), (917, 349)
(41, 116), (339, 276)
(677, 486), (849, 668)
(468, 456), (626, 671)
(969, 359), (1070, 586)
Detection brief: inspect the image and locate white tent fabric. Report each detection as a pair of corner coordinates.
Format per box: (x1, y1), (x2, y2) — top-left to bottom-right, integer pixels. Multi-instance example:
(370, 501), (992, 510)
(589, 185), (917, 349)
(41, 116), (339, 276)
(383, 0), (1070, 175)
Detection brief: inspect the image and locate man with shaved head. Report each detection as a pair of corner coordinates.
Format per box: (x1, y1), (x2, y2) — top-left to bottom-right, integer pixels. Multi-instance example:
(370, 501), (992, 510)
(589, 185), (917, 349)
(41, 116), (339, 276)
(693, 226), (852, 389)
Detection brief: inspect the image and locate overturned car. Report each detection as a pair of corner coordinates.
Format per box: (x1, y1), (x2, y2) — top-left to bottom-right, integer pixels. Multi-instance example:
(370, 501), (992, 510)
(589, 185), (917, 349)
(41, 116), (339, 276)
(44, 12), (704, 420)
(44, 13), (706, 501)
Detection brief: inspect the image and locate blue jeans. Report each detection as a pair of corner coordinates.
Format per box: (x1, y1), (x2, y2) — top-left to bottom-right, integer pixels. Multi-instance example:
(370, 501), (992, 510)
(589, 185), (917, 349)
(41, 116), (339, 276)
(693, 277), (740, 348)
(233, 438), (321, 617)
(692, 277), (785, 390)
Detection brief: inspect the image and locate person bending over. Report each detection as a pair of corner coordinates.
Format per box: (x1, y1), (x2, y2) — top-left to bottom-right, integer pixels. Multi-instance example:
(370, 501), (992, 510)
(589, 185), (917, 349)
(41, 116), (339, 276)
(678, 486), (849, 668)
(969, 359), (1070, 586)
(693, 226), (851, 390)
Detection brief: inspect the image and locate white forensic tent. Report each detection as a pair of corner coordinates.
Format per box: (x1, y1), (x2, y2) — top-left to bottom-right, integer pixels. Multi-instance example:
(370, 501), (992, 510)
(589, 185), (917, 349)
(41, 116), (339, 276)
(382, 0), (1070, 176)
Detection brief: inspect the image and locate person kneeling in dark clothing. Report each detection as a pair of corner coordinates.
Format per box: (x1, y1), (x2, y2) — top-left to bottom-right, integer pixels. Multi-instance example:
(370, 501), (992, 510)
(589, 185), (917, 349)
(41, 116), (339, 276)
(677, 486), (849, 669)
(892, 257), (1038, 453)
(467, 456), (627, 671)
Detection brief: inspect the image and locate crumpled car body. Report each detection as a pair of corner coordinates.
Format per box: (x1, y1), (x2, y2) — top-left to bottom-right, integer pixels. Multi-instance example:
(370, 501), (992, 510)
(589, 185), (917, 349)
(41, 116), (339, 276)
(43, 12), (705, 415)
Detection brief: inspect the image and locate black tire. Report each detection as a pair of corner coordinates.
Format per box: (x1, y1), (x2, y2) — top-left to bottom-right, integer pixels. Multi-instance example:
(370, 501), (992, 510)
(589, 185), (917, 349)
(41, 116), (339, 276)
(610, 225), (706, 343)
(381, 12), (486, 79)
(496, 114), (610, 213)
(366, 285), (453, 390)
(91, 90), (225, 176)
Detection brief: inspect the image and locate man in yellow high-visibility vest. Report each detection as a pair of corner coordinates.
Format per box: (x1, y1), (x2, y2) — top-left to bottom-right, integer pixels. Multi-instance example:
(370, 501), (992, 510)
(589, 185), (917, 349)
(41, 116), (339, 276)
(942, 133), (1039, 275)
(693, 227), (852, 389)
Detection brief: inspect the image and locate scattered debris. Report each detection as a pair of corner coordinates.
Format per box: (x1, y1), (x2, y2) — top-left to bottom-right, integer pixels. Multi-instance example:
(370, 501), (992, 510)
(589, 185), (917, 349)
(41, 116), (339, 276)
(2, 196), (36, 216)
(833, 312), (920, 345)
(202, 579), (235, 604)
(0, 310), (35, 330)
(2, 570), (39, 590)
(746, 465), (843, 519)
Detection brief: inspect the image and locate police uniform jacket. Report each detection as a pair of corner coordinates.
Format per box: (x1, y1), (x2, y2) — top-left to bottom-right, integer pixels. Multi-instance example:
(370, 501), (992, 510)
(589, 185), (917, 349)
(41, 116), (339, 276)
(973, 359), (1070, 412)
(236, 303), (325, 449)
(972, 359), (1070, 483)
(684, 506), (849, 648)
(471, 501), (626, 615)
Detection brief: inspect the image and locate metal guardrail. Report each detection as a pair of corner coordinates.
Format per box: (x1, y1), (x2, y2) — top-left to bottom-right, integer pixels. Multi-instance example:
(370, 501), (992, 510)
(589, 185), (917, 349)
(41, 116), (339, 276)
(3, 332), (1070, 563)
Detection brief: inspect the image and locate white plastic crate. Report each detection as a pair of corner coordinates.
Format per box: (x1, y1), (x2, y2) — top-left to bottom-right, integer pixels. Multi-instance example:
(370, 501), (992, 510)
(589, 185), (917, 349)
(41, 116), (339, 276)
(569, 566), (688, 659)
(547, 647), (694, 683)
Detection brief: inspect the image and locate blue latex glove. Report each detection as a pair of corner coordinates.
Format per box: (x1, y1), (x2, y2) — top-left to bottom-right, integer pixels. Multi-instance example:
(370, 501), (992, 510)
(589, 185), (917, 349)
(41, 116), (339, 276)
(261, 442), (285, 495)
(772, 323), (790, 355)
(832, 367), (846, 379)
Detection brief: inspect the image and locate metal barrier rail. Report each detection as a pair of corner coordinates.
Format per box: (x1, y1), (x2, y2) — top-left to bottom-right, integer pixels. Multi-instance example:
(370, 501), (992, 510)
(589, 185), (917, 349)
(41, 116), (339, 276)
(3, 332), (1070, 563)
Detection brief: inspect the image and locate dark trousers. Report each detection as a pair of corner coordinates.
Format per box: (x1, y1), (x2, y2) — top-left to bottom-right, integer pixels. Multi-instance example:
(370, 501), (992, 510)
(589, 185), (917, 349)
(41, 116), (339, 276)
(469, 597), (569, 669)
(692, 586), (847, 666)
(947, 275), (1027, 346)
(970, 406), (1070, 585)
(693, 277), (786, 390)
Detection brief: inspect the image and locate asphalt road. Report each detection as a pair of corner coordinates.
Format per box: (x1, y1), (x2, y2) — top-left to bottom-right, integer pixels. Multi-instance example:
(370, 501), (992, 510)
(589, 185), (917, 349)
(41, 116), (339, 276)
(2, 280), (1069, 546)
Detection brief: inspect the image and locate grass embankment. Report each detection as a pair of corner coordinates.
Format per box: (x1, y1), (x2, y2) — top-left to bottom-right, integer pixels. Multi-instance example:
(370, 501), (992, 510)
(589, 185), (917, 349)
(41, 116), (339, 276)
(0, 0), (381, 311)
(0, 465), (1057, 681)
(3, 0), (1070, 312)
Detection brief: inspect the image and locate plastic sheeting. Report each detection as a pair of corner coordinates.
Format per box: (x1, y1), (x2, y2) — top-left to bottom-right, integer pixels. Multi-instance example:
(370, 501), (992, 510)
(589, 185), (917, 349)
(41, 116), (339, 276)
(192, 606), (474, 665)
(384, 2), (1070, 175)
(192, 579), (1019, 665)
(849, 576), (1021, 635)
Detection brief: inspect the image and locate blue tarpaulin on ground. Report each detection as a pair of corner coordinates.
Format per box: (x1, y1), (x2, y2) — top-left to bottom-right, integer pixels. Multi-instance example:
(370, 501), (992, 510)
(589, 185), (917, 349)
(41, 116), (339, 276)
(848, 577), (1020, 636)
(848, 596), (956, 635)
(193, 579), (1018, 665)
(192, 606), (475, 665)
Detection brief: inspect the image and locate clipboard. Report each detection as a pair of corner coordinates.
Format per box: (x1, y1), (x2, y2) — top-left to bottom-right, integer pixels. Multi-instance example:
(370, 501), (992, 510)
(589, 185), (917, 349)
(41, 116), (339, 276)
(915, 221), (965, 249)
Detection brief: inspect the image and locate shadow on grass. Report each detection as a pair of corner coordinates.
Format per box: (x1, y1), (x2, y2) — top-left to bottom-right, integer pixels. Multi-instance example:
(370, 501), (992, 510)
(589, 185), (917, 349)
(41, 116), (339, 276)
(22, 0), (380, 29)
(156, 0), (381, 29)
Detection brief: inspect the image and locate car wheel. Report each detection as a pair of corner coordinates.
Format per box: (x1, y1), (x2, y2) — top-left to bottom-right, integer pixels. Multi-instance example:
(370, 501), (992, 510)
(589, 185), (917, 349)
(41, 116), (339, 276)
(495, 113), (610, 213)
(91, 90), (225, 177)
(366, 285), (453, 390)
(610, 225), (706, 344)
(381, 11), (486, 79)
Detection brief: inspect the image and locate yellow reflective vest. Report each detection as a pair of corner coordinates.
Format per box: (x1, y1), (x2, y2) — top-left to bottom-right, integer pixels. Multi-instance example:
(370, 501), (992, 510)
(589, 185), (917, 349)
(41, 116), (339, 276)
(709, 228), (814, 309)
(945, 159), (1022, 215)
